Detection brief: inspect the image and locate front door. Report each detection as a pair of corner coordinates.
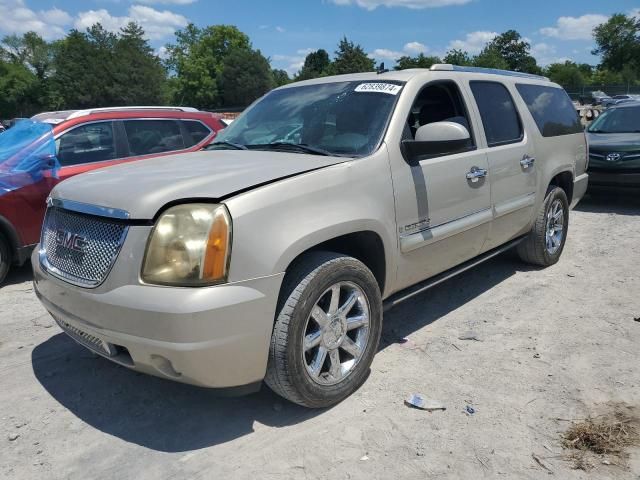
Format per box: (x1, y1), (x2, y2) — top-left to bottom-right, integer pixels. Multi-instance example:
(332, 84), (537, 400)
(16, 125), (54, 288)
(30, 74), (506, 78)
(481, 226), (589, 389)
(390, 80), (492, 291)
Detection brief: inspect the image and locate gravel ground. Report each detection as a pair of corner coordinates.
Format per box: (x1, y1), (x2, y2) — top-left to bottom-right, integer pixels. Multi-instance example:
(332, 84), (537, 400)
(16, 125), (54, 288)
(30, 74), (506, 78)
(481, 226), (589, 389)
(1, 191), (639, 479)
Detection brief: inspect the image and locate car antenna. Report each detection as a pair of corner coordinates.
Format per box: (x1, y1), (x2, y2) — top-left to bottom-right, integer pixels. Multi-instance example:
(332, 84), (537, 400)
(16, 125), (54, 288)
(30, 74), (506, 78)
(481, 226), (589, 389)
(377, 62), (389, 74)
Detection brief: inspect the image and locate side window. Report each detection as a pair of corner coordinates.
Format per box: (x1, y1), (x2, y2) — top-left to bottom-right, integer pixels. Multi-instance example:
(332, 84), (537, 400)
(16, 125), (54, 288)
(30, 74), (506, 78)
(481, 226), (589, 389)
(406, 81), (475, 144)
(182, 120), (212, 147)
(515, 84), (582, 137)
(57, 122), (116, 166)
(470, 81), (523, 147)
(124, 120), (185, 156)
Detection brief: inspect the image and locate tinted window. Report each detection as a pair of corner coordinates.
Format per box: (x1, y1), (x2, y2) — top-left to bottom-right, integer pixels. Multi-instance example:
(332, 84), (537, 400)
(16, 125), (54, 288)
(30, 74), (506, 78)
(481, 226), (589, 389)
(516, 84), (582, 137)
(182, 120), (211, 147)
(57, 122), (116, 166)
(124, 120), (184, 156)
(470, 81), (523, 147)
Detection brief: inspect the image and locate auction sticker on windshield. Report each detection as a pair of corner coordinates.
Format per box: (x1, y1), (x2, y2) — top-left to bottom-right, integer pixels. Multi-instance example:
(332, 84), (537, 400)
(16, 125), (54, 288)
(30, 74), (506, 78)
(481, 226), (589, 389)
(354, 83), (403, 95)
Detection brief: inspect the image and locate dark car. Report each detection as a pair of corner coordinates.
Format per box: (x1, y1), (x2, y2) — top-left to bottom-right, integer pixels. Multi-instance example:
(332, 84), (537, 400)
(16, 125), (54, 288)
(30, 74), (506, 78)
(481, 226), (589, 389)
(587, 102), (640, 189)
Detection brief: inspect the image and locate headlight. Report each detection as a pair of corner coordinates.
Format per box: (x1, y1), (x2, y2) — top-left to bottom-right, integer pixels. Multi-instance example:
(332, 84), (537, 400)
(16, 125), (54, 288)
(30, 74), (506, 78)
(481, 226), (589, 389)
(142, 203), (231, 286)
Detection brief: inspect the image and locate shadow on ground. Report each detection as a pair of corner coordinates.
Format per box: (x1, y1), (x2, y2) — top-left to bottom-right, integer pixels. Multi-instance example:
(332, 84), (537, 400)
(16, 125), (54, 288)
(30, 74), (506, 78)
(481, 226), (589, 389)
(2, 261), (33, 288)
(32, 250), (531, 452)
(576, 188), (640, 216)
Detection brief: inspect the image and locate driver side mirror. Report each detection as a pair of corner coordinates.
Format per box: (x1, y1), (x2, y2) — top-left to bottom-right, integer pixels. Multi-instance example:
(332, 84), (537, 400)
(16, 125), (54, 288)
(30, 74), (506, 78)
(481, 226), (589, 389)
(402, 121), (473, 164)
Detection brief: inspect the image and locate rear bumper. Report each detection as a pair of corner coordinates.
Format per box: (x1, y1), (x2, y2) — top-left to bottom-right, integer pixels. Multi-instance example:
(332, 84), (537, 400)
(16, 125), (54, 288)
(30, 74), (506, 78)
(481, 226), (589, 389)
(571, 173), (589, 209)
(588, 170), (640, 188)
(33, 250), (284, 389)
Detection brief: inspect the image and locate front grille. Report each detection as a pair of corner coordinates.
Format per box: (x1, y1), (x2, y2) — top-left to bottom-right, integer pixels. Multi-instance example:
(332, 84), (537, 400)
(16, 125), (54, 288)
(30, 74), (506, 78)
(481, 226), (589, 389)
(55, 316), (116, 357)
(41, 206), (128, 287)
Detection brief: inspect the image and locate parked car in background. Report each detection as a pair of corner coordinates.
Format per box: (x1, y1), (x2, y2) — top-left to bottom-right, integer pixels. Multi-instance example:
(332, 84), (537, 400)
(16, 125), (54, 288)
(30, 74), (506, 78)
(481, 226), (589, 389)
(587, 102), (640, 189)
(579, 90), (611, 106)
(33, 65), (587, 407)
(601, 94), (640, 109)
(0, 107), (225, 283)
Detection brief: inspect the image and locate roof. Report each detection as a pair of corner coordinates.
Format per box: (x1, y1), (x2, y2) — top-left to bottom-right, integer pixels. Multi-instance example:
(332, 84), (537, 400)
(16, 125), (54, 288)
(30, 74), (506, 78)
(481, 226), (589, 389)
(31, 106), (201, 124)
(279, 64), (551, 89)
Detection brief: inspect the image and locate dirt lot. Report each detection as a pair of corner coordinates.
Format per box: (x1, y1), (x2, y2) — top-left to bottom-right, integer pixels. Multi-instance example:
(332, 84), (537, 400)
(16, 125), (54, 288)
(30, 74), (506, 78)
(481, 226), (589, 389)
(1, 192), (639, 479)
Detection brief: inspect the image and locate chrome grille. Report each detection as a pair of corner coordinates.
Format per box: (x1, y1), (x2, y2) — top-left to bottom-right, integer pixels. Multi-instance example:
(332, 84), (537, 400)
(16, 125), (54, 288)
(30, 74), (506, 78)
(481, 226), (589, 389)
(41, 206), (128, 287)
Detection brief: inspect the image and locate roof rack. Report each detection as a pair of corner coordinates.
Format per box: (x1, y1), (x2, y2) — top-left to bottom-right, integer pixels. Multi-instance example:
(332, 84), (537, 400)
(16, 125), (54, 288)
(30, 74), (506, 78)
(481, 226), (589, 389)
(66, 106), (199, 120)
(430, 64), (549, 81)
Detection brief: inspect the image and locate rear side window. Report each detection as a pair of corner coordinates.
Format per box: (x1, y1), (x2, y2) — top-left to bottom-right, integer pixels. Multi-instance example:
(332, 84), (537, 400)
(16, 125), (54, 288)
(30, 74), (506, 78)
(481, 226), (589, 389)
(516, 84), (582, 137)
(182, 120), (212, 147)
(470, 81), (523, 147)
(124, 120), (185, 156)
(57, 121), (116, 166)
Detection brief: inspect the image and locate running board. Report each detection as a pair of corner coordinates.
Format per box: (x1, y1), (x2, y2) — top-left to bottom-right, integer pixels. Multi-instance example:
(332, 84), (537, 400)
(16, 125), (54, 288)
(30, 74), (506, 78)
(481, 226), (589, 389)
(383, 236), (526, 311)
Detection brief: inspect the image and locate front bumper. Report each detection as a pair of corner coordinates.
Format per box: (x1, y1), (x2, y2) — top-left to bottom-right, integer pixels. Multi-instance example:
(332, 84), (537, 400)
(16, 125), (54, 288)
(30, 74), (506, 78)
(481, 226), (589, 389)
(33, 249), (284, 389)
(588, 170), (640, 188)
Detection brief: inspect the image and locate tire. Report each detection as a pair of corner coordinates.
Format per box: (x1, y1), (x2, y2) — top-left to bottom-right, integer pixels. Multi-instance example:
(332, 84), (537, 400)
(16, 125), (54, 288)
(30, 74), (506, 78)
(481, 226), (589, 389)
(517, 185), (569, 267)
(265, 251), (382, 408)
(0, 233), (11, 284)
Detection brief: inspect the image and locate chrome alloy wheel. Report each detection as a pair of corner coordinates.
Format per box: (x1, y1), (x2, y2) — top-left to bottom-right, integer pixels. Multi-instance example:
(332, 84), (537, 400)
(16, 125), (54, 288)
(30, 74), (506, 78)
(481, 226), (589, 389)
(302, 281), (370, 386)
(545, 199), (565, 255)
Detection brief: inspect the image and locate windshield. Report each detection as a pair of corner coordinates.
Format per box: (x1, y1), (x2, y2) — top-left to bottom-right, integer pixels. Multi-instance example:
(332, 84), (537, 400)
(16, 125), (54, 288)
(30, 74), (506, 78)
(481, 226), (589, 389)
(0, 120), (58, 176)
(588, 106), (640, 134)
(211, 81), (404, 157)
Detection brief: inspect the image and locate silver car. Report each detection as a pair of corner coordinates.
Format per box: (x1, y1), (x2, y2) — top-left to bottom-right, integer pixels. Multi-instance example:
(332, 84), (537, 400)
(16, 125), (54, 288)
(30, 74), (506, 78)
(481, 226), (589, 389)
(33, 65), (588, 407)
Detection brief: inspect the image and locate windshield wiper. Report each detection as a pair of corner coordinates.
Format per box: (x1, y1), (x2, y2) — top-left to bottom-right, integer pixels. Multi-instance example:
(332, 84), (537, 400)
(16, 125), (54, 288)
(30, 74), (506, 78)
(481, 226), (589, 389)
(205, 141), (247, 150)
(248, 142), (333, 156)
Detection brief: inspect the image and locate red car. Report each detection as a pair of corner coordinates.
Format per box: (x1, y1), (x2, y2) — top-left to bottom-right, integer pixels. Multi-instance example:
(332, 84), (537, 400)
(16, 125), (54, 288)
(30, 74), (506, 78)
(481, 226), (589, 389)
(0, 107), (225, 282)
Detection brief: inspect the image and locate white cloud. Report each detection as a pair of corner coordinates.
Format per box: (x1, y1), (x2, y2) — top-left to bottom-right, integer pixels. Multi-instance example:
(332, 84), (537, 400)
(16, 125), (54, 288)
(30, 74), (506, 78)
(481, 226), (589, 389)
(447, 31), (497, 54)
(529, 42), (569, 66)
(0, 0), (72, 39)
(403, 41), (428, 54)
(275, 26), (285, 33)
(539, 14), (609, 41)
(371, 48), (404, 60)
(331, 0), (470, 10)
(75, 5), (188, 40)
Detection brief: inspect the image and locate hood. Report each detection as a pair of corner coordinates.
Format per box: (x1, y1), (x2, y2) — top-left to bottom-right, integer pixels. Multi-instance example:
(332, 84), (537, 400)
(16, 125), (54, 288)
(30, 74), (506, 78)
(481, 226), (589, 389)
(587, 132), (640, 152)
(51, 150), (347, 219)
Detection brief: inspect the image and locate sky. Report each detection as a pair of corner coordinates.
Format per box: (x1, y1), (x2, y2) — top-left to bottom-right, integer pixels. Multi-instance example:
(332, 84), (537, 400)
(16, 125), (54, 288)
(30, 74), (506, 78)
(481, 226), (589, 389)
(1, 0), (639, 76)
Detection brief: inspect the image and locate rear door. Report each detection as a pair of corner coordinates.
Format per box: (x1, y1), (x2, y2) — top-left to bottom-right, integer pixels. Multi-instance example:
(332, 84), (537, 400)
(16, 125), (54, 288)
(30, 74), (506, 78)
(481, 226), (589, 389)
(467, 81), (537, 251)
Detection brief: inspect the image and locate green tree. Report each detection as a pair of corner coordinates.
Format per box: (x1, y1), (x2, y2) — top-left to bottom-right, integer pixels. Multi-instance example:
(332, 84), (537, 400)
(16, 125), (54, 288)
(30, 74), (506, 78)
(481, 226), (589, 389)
(219, 48), (274, 107)
(394, 53), (441, 70)
(0, 59), (39, 117)
(165, 24), (251, 108)
(330, 37), (374, 75)
(272, 68), (290, 87)
(443, 49), (472, 66)
(479, 30), (540, 73)
(593, 13), (640, 75)
(545, 61), (585, 87)
(296, 49), (331, 80)
(112, 22), (166, 105)
(1, 32), (53, 80)
(472, 47), (509, 70)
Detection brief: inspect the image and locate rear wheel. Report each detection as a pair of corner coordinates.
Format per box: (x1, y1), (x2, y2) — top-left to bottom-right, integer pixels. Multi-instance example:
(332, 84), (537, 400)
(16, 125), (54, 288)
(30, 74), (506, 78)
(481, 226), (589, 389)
(265, 252), (382, 408)
(0, 233), (11, 284)
(517, 185), (569, 267)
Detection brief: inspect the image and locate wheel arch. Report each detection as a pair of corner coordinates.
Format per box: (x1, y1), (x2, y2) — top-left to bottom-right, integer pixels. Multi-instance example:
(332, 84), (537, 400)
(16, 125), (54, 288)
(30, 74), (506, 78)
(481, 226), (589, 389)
(0, 214), (21, 264)
(278, 229), (389, 296)
(548, 170), (574, 205)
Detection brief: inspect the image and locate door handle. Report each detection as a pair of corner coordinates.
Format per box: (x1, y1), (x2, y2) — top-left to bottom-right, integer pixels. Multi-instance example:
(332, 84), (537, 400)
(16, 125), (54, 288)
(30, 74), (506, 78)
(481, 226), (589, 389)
(520, 155), (535, 169)
(466, 167), (487, 183)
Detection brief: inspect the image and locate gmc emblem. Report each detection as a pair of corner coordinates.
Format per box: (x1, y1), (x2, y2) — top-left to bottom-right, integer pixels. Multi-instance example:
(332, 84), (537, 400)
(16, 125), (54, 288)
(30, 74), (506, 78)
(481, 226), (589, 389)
(55, 229), (88, 253)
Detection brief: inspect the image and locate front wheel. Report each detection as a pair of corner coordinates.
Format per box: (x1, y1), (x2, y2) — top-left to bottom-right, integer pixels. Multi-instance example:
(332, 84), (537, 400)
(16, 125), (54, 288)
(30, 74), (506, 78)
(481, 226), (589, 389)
(517, 185), (569, 267)
(265, 252), (382, 408)
(0, 233), (11, 284)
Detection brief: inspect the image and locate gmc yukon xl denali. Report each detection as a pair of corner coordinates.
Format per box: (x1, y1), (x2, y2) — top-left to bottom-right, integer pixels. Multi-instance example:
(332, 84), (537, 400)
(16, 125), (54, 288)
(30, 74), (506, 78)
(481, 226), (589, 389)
(33, 65), (588, 408)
